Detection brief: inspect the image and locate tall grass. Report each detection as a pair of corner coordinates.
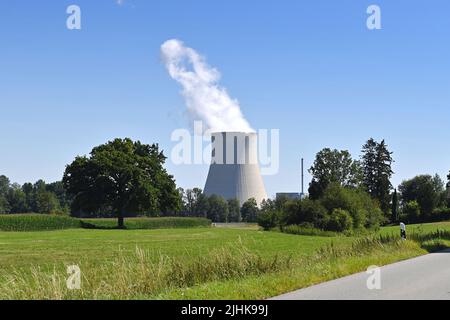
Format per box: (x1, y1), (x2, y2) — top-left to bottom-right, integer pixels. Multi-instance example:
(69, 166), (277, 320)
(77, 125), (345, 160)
(0, 242), (292, 300)
(0, 214), (81, 231)
(314, 230), (450, 261)
(1, 229), (449, 299)
(0, 215), (211, 231)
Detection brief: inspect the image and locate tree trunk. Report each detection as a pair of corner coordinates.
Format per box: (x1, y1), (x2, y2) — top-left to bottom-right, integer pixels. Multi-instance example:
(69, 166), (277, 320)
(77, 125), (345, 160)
(118, 211), (125, 229)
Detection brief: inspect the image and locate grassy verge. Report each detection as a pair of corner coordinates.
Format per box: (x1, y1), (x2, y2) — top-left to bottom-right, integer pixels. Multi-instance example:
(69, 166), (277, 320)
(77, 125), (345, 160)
(159, 240), (425, 300)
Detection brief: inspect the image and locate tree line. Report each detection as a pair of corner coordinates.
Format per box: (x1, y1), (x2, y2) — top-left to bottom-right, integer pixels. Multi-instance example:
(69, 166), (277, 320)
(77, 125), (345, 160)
(177, 188), (260, 223)
(1, 137), (450, 230)
(0, 177), (70, 215)
(257, 138), (450, 233)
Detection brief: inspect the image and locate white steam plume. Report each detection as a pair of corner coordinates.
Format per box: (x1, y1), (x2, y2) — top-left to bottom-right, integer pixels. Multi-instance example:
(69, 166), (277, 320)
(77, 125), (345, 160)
(161, 39), (254, 133)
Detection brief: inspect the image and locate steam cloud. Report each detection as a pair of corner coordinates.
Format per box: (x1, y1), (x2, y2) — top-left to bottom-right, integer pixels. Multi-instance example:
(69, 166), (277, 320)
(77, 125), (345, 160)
(161, 39), (254, 133)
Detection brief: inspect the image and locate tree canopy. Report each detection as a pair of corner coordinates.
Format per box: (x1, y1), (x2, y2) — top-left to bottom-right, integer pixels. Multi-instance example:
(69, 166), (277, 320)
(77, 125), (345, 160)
(63, 138), (180, 228)
(361, 138), (394, 214)
(398, 174), (445, 219)
(308, 148), (362, 199)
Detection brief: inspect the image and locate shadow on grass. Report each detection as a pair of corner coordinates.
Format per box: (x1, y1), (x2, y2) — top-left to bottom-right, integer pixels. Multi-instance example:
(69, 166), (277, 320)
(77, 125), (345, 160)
(80, 221), (125, 230)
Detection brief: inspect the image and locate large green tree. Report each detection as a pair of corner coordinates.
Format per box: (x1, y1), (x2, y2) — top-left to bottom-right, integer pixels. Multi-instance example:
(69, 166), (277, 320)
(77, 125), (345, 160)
(241, 198), (259, 222)
(447, 171), (450, 207)
(63, 138), (180, 228)
(207, 195), (229, 222)
(361, 138), (394, 215)
(227, 198), (241, 222)
(0, 175), (10, 196)
(391, 188), (399, 223)
(34, 190), (60, 214)
(0, 175), (11, 214)
(308, 148), (362, 199)
(183, 188), (203, 216)
(6, 184), (27, 213)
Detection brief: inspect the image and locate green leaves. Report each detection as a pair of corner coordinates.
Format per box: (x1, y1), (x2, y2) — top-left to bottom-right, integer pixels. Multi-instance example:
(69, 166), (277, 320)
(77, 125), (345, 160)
(361, 138), (394, 215)
(308, 148), (362, 199)
(63, 138), (181, 226)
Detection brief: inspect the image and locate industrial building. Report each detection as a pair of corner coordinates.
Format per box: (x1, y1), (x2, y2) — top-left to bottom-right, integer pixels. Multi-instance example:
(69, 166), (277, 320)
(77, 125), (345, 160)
(204, 132), (267, 206)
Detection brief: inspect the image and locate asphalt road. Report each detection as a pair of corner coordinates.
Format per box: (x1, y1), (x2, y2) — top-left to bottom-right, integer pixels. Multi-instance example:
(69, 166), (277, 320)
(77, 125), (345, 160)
(272, 249), (450, 300)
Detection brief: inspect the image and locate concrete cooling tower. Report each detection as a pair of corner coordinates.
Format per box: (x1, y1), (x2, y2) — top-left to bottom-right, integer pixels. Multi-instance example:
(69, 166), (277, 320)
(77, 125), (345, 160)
(204, 132), (267, 206)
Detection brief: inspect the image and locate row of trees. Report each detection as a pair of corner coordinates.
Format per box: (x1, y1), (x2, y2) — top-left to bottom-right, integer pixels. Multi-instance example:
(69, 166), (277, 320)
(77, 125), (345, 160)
(308, 138), (394, 218)
(264, 138), (450, 232)
(178, 188), (259, 223)
(258, 183), (385, 232)
(396, 174), (450, 223)
(0, 176), (70, 214)
(2, 137), (450, 230)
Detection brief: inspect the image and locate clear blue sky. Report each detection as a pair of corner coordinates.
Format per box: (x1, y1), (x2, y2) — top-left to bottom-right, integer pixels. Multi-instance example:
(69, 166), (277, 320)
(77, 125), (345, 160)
(1, 0), (449, 197)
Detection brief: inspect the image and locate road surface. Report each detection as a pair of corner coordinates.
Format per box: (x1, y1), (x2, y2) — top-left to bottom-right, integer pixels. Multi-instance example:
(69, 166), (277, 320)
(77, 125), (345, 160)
(272, 249), (450, 300)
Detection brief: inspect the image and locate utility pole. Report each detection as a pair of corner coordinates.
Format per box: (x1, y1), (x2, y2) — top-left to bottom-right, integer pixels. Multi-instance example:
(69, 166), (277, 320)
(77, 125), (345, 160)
(301, 158), (304, 199)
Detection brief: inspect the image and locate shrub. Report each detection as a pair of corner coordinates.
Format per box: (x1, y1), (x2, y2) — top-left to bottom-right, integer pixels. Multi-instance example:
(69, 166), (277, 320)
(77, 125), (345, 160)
(282, 199), (328, 229)
(431, 207), (450, 221)
(398, 174), (445, 218)
(257, 210), (280, 231)
(241, 198), (259, 223)
(320, 184), (384, 229)
(282, 225), (338, 237)
(207, 195), (229, 222)
(326, 209), (353, 232)
(401, 201), (421, 223)
(365, 207), (384, 230)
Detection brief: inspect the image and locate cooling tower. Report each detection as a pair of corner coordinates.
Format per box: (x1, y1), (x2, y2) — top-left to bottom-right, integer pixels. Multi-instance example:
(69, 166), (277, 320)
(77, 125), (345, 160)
(204, 132), (267, 206)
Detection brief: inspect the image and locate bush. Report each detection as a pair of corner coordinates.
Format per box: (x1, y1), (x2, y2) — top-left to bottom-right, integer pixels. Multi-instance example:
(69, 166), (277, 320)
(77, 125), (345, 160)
(241, 198), (259, 223)
(282, 225), (338, 237)
(401, 201), (421, 223)
(0, 214), (81, 231)
(282, 199), (328, 229)
(320, 184), (384, 229)
(257, 210), (280, 231)
(399, 174), (445, 218)
(262, 185), (384, 234)
(206, 195), (229, 222)
(432, 207), (450, 221)
(326, 209), (353, 232)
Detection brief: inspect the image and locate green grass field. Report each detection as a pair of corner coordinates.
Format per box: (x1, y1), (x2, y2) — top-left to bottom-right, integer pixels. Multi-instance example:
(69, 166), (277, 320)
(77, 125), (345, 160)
(1, 220), (450, 299)
(0, 227), (347, 269)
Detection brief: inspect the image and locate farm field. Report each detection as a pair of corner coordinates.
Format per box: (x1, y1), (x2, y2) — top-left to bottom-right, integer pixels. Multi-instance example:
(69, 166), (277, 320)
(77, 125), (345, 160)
(1, 220), (450, 299)
(0, 226), (346, 270)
